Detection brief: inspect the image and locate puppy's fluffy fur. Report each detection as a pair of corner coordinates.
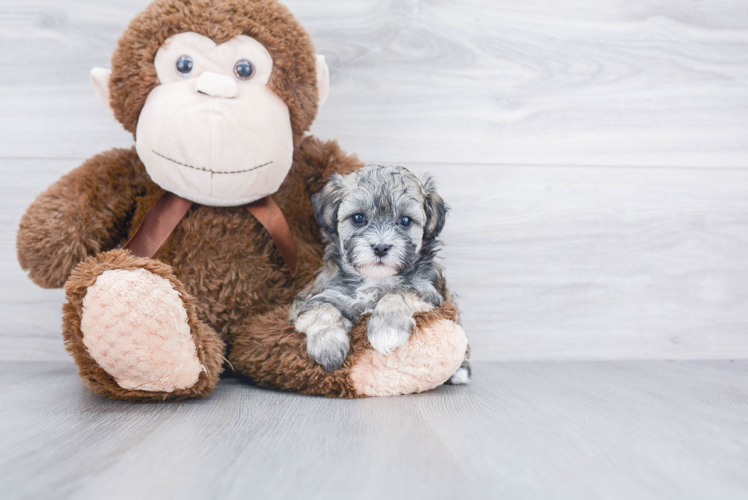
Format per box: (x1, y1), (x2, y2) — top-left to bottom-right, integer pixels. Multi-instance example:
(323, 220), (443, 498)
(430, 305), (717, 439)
(291, 165), (470, 383)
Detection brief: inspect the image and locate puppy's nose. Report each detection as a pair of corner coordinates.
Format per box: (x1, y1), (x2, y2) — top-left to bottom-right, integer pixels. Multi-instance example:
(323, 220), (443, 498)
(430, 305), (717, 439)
(373, 244), (391, 257)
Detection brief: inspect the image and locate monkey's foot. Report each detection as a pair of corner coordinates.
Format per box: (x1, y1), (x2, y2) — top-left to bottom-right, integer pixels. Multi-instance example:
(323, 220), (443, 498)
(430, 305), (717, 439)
(63, 250), (225, 401)
(350, 318), (468, 397)
(81, 268), (203, 391)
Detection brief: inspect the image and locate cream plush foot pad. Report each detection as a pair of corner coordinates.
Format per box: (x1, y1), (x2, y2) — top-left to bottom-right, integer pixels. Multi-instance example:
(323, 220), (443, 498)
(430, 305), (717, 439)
(80, 268), (203, 392)
(350, 319), (468, 397)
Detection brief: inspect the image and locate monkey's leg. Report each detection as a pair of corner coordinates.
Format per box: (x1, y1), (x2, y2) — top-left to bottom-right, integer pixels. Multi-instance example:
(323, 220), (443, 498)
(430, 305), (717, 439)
(63, 249), (225, 401)
(229, 301), (467, 398)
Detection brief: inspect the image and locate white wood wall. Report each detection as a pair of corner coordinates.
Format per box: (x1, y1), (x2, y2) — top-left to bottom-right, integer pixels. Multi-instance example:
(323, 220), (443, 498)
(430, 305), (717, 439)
(2, 0), (747, 362)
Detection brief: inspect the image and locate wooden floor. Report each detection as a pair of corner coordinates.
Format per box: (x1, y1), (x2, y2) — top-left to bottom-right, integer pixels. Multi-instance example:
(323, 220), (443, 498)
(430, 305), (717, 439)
(1, 361), (747, 500)
(2, 1), (748, 498)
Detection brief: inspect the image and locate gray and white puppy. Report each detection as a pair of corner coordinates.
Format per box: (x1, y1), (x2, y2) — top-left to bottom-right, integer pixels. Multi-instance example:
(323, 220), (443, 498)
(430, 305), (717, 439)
(291, 164), (470, 384)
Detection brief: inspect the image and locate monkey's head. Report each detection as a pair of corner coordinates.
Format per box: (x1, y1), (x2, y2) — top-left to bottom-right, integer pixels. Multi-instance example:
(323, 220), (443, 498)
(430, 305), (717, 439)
(91, 0), (329, 207)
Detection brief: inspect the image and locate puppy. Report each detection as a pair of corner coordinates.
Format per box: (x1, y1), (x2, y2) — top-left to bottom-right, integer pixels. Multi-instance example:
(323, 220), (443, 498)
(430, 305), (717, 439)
(290, 164), (470, 384)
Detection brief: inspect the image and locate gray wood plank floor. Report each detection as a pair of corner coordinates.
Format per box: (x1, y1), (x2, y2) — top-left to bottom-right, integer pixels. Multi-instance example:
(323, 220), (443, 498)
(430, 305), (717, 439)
(1, 361), (747, 500)
(2, 2), (748, 498)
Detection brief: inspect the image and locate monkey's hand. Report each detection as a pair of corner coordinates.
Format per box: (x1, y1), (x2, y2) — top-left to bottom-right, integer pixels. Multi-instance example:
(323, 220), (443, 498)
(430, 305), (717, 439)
(295, 303), (352, 372)
(368, 293), (434, 356)
(17, 148), (145, 288)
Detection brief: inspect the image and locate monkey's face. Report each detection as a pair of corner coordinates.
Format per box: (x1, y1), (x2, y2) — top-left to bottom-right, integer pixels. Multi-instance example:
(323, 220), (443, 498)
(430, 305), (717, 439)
(135, 33), (294, 207)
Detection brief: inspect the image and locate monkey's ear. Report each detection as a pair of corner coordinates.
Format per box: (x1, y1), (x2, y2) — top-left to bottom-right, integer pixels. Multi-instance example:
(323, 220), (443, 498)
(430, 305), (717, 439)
(315, 54), (330, 109)
(311, 174), (345, 237)
(422, 175), (449, 240)
(90, 67), (115, 120)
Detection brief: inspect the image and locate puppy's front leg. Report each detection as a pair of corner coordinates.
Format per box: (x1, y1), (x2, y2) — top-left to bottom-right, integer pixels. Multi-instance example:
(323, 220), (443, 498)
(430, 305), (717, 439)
(368, 293), (434, 355)
(295, 303), (352, 372)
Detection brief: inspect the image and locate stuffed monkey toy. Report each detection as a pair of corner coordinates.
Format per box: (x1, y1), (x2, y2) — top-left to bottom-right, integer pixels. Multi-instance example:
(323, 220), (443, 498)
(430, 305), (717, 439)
(16, 0), (468, 401)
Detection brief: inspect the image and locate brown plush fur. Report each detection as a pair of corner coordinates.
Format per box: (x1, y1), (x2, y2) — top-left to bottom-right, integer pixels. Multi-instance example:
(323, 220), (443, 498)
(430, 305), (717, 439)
(17, 148), (144, 289)
(19, 137), (363, 401)
(229, 301), (461, 398)
(16, 0), (463, 401)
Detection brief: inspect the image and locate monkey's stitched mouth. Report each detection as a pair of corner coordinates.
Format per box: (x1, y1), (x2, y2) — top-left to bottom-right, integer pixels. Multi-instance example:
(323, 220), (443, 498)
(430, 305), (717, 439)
(153, 150), (273, 175)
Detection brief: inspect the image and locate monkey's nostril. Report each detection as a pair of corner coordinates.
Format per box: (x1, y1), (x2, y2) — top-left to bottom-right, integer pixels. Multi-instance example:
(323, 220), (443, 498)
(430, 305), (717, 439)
(373, 244), (391, 257)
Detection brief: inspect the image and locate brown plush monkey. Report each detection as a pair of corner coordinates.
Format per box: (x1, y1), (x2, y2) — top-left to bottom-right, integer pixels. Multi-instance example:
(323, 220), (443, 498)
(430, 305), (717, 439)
(16, 0), (467, 401)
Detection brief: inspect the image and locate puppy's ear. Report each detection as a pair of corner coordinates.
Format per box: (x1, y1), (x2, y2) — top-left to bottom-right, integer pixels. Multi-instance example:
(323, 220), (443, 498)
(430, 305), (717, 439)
(312, 174), (346, 236)
(422, 175), (449, 240)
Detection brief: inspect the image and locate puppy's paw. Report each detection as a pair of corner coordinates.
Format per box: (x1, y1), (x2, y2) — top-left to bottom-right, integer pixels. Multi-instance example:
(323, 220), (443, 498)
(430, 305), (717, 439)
(445, 361), (471, 385)
(307, 327), (350, 372)
(367, 311), (414, 356)
(448, 367), (471, 385)
(296, 304), (352, 372)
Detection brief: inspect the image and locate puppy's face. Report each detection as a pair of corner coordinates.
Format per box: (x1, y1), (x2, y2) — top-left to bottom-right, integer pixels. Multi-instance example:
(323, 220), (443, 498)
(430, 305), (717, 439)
(313, 165), (447, 279)
(337, 174), (425, 279)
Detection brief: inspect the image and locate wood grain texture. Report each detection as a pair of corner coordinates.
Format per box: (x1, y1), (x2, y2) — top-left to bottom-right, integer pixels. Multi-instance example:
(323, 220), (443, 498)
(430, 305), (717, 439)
(407, 162), (748, 361)
(2, 0), (748, 362)
(1, 361), (747, 500)
(4, 158), (747, 362)
(3, 2), (748, 498)
(1, 0), (747, 166)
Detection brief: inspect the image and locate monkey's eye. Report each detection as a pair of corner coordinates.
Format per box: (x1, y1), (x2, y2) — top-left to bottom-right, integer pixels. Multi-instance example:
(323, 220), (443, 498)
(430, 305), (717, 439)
(351, 214), (366, 226)
(398, 216), (413, 227)
(234, 59), (254, 80)
(176, 55), (194, 76)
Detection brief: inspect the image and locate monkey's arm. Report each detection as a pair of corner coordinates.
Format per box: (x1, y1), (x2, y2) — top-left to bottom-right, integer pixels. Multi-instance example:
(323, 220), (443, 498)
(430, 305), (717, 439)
(296, 135), (364, 195)
(17, 147), (147, 288)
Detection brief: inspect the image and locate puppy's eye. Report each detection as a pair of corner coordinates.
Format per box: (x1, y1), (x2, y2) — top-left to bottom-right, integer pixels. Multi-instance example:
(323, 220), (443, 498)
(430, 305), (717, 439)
(234, 59), (254, 80)
(398, 216), (412, 227)
(176, 55), (194, 76)
(351, 214), (366, 226)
